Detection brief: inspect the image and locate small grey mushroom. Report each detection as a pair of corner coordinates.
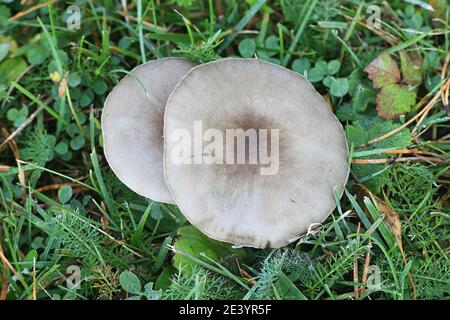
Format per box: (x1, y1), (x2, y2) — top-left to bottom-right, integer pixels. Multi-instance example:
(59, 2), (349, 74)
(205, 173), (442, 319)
(102, 58), (196, 203)
(164, 58), (349, 248)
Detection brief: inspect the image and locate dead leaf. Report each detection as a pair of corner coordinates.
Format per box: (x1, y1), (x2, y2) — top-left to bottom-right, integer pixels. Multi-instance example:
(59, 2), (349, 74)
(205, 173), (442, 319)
(354, 183), (403, 251)
(376, 197), (403, 250)
(353, 184), (416, 299)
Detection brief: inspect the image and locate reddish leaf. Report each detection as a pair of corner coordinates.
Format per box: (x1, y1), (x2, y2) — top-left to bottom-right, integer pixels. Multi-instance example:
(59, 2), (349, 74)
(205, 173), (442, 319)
(364, 54), (400, 88)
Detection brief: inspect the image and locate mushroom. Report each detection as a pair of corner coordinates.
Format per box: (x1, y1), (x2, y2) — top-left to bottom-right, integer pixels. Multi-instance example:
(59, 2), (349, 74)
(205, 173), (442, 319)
(102, 58), (196, 203)
(163, 58), (349, 248)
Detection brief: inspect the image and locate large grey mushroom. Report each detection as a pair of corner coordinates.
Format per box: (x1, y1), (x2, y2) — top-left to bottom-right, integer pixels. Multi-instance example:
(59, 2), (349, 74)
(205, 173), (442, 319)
(102, 58), (196, 203)
(164, 58), (349, 248)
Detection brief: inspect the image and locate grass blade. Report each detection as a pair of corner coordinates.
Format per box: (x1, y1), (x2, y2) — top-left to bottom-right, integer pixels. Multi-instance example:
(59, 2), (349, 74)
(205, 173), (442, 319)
(281, 0), (318, 66)
(217, 0), (267, 54)
(10, 82), (66, 125)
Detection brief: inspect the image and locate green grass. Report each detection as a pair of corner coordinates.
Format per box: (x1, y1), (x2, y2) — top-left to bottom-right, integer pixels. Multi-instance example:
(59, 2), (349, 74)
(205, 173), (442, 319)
(0, 0), (449, 300)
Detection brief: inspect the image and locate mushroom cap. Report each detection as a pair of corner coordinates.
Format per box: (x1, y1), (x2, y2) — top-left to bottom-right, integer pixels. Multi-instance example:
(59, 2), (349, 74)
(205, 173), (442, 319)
(102, 58), (196, 203)
(164, 58), (349, 248)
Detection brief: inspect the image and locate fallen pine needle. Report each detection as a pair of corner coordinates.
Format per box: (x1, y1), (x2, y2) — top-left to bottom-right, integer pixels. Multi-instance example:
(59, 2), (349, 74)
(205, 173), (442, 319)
(360, 239), (372, 297)
(360, 79), (449, 147)
(352, 156), (446, 164)
(8, 1), (56, 21)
